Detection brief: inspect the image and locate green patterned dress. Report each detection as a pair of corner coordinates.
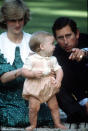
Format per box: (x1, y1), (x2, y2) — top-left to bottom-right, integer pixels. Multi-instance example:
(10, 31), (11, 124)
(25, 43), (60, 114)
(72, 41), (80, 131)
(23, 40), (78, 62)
(0, 47), (53, 127)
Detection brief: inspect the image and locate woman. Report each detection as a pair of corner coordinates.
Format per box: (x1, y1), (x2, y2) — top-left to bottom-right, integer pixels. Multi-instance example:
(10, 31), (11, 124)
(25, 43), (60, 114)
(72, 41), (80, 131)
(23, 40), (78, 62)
(0, 0), (53, 127)
(0, 0), (32, 127)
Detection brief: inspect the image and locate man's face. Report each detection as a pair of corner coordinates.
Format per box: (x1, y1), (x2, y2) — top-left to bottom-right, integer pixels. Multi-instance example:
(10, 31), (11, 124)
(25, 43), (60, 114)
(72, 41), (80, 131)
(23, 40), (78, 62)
(55, 25), (79, 52)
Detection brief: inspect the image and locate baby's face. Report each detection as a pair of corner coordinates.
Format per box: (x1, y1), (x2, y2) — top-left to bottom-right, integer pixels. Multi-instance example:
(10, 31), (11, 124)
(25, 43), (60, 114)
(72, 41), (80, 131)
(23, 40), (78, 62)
(43, 36), (55, 57)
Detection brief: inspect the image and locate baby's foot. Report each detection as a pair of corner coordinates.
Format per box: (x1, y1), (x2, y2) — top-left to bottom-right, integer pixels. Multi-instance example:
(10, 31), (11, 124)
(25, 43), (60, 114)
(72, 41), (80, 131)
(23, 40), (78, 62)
(55, 123), (67, 129)
(25, 126), (35, 131)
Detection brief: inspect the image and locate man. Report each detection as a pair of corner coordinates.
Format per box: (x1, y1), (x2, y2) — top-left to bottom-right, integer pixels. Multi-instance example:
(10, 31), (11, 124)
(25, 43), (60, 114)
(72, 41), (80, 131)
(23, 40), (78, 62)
(52, 17), (88, 123)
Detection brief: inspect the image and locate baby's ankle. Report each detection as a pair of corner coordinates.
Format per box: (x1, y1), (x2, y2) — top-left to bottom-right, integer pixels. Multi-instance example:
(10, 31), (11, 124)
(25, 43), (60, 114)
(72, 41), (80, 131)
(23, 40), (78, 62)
(25, 125), (36, 131)
(55, 123), (67, 129)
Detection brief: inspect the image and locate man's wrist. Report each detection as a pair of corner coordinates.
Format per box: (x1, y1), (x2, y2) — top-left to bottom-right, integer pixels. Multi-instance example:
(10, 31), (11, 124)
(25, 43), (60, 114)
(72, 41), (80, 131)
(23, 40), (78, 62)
(81, 48), (88, 57)
(79, 98), (88, 106)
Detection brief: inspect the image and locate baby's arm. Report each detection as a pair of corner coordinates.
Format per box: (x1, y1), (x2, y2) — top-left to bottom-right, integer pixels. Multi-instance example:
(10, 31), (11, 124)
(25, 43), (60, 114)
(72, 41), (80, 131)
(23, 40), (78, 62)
(56, 68), (63, 87)
(22, 68), (43, 79)
(53, 68), (63, 88)
(51, 56), (63, 88)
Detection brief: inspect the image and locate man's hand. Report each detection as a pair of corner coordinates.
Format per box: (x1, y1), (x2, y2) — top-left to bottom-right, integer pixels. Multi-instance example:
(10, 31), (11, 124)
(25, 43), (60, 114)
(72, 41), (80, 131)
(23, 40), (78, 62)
(69, 48), (85, 62)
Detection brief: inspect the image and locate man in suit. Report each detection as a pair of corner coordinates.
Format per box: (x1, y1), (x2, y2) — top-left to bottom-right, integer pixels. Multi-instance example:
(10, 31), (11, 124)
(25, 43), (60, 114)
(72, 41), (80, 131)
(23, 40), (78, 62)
(52, 17), (88, 123)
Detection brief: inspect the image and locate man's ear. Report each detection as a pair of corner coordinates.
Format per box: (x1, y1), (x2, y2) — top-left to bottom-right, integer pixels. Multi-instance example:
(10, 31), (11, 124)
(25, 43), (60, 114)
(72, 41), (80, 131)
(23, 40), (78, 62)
(76, 29), (80, 39)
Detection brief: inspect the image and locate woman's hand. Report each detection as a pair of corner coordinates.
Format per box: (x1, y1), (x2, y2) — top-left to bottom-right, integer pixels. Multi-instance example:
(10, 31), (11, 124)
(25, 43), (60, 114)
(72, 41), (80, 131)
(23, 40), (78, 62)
(33, 71), (43, 78)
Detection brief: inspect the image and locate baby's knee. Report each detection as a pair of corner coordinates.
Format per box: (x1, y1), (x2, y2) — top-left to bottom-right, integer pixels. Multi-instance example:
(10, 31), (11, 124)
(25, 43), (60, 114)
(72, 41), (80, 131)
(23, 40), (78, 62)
(29, 97), (40, 112)
(30, 103), (40, 113)
(48, 101), (59, 111)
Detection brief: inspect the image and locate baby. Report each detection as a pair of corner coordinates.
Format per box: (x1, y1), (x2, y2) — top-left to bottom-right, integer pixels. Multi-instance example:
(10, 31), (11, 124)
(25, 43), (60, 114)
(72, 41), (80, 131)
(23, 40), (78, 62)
(22, 31), (67, 131)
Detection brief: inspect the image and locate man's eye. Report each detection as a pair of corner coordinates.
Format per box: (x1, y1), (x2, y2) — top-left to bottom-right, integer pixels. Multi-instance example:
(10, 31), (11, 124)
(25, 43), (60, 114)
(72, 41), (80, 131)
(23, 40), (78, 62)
(66, 34), (72, 38)
(57, 36), (64, 39)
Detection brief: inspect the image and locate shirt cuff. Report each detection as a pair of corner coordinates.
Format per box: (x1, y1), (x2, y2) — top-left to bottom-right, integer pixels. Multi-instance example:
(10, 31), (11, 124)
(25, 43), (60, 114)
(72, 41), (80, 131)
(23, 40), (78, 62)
(79, 98), (88, 106)
(81, 48), (88, 57)
(82, 48), (88, 51)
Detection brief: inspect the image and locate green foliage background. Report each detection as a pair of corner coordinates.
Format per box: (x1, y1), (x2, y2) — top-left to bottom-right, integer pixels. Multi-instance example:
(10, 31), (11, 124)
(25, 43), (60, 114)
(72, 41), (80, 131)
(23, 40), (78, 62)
(0, 0), (87, 34)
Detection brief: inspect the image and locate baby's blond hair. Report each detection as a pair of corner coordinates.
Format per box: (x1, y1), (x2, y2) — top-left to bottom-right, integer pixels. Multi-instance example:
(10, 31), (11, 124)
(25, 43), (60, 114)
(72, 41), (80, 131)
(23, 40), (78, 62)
(29, 31), (53, 53)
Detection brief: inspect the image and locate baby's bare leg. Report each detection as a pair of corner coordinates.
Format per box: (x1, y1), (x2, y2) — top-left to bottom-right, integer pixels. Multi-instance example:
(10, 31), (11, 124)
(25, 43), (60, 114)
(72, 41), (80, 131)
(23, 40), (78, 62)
(47, 95), (67, 129)
(26, 96), (40, 131)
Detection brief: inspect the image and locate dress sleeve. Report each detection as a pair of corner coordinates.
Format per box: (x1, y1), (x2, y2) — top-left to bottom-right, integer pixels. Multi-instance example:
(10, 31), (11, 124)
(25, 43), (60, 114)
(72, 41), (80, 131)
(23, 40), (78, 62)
(0, 52), (15, 76)
(52, 56), (61, 71)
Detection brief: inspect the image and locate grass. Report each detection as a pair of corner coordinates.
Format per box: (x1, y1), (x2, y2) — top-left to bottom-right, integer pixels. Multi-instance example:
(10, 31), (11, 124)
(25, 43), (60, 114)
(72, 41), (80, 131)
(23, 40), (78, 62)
(0, 0), (87, 34)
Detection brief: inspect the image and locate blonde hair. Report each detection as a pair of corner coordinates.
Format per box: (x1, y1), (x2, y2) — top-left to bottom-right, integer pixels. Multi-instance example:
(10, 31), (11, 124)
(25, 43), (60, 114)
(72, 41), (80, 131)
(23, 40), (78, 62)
(0, 0), (30, 29)
(29, 31), (53, 53)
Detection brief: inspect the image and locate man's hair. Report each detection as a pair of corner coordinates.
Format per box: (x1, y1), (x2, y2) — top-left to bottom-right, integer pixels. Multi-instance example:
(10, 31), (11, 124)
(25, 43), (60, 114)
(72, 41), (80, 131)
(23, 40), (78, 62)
(52, 17), (78, 38)
(0, 0), (30, 29)
(29, 31), (52, 53)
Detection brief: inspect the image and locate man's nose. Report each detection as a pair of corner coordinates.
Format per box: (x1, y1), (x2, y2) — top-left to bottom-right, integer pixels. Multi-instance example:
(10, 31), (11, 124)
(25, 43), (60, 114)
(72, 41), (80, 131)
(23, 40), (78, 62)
(64, 37), (68, 44)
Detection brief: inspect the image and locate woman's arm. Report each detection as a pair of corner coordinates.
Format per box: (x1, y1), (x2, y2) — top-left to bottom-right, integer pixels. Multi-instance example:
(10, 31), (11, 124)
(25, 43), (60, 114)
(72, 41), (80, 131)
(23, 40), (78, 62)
(22, 68), (35, 78)
(0, 68), (22, 83)
(0, 67), (43, 83)
(22, 68), (43, 79)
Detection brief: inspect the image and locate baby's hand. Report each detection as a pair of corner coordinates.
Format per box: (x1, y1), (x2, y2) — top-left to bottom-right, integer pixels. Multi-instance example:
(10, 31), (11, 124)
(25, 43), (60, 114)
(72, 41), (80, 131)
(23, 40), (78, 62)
(51, 78), (61, 88)
(50, 69), (56, 77)
(54, 80), (61, 88)
(33, 71), (43, 78)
